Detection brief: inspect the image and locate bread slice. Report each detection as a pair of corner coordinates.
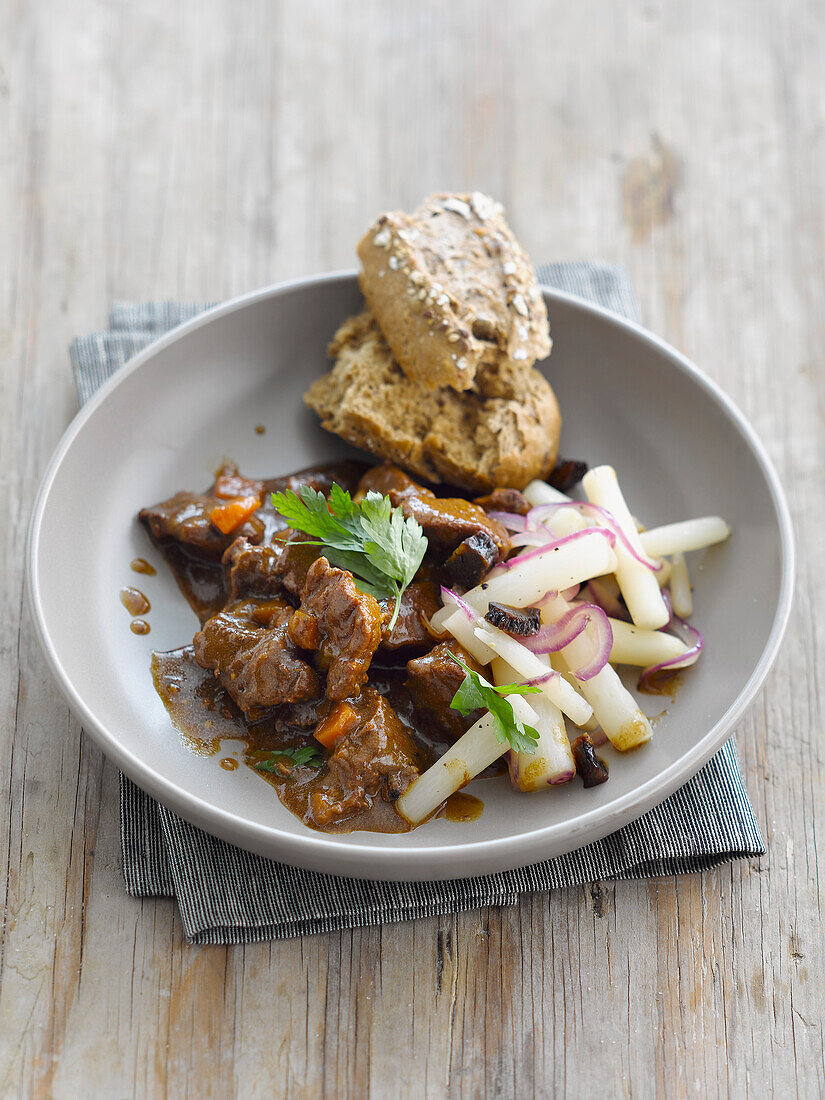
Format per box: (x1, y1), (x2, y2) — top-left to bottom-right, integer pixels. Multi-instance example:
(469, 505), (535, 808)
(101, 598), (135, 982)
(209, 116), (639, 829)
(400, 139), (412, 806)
(304, 310), (560, 494)
(357, 192), (551, 392)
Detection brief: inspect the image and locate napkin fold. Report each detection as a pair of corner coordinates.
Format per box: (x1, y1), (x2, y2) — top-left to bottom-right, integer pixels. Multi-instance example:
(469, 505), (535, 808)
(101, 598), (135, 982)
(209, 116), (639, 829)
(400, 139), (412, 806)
(70, 262), (764, 944)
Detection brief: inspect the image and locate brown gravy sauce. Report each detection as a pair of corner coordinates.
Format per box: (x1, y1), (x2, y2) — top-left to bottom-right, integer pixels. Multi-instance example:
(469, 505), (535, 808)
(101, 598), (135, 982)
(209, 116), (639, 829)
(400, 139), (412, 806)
(131, 619), (151, 635)
(442, 791), (484, 822)
(152, 645), (450, 834)
(121, 586), (151, 615)
(220, 757), (239, 771)
(130, 557), (157, 576)
(146, 461), (499, 834)
(151, 645), (491, 834)
(637, 669), (684, 698)
(148, 463), (367, 625)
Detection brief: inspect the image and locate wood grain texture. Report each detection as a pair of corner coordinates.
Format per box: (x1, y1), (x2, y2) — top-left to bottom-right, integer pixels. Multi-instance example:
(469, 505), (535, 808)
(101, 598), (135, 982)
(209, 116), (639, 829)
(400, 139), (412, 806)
(1, 0), (823, 1096)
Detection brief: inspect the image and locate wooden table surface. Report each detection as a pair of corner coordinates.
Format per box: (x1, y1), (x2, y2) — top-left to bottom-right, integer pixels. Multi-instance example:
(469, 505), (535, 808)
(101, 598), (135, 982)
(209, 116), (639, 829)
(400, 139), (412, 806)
(2, 1), (823, 1096)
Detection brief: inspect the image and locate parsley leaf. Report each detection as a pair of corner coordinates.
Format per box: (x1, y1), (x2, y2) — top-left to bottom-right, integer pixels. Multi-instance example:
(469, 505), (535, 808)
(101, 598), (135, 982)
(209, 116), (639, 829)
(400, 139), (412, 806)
(254, 744), (325, 772)
(448, 655), (541, 754)
(271, 484), (428, 630)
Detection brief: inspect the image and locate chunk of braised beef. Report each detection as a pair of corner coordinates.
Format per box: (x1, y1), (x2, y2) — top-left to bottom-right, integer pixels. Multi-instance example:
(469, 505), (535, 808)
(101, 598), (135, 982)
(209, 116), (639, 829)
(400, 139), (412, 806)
(309, 688), (421, 827)
(572, 734), (609, 788)
(273, 534), (322, 599)
(444, 531), (499, 586)
(473, 487), (531, 516)
(245, 598), (296, 628)
(406, 640), (484, 741)
(223, 536), (286, 601)
(193, 599), (319, 713)
(288, 557), (383, 699)
(484, 601), (541, 637)
(269, 460), (369, 500)
(549, 458), (589, 494)
(139, 491), (265, 559)
(357, 464), (510, 562)
(356, 463), (435, 504)
(378, 581), (441, 655)
(399, 494), (510, 559)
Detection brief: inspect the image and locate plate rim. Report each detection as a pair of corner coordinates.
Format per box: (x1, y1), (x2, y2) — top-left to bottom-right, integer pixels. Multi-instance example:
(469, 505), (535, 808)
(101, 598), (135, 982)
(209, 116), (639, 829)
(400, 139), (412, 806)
(27, 271), (796, 880)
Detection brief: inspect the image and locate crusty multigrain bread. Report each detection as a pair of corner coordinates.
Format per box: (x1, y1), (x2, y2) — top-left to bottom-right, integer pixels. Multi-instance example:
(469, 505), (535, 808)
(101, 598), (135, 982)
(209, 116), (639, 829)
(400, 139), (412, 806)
(304, 310), (560, 494)
(356, 192), (551, 392)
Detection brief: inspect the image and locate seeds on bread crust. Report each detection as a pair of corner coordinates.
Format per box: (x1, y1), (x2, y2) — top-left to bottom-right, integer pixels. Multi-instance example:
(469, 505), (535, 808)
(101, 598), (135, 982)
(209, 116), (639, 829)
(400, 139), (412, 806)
(357, 192), (551, 392)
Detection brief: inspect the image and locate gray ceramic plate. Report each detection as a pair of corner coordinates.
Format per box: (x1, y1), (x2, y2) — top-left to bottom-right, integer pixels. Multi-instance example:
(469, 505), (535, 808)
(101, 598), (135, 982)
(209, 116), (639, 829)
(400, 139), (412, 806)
(27, 273), (794, 880)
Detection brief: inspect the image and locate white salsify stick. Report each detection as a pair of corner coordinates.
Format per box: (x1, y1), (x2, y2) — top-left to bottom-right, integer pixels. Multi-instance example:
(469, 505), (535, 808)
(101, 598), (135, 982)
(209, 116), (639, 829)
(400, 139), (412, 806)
(396, 692), (544, 826)
(396, 712), (504, 825)
(440, 607), (497, 664)
(429, 599), (460, 634)
(582, 465), (670, 631)
(522, 479), (588, 537)
(669, 551), (693, 618)
(656, 557), (672, 588)
(491, 655), (575, 791)
(552, 651), (651, 752)
(474, 623), (593, 726)
(639, 516), (730, 558)
(607, 618), (690, 666)
(551, 659), (601, 733)
(522, 480), (572, 506)
(547, 509), (588, 539)
(461, 528), (618, 613)
(541, 593), (652, 751)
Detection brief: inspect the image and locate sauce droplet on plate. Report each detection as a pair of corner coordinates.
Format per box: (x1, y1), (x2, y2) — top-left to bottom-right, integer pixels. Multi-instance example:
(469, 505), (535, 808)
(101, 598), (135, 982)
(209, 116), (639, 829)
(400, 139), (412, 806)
(254, 424), (266, 435)
(130, 557), (156, 576)
(443, 792), (484, 822)
(220, 757), (239, 771)
(637, 669), (683, 698)
(130, 619), (150, 635)
(121, 586), (151, 615)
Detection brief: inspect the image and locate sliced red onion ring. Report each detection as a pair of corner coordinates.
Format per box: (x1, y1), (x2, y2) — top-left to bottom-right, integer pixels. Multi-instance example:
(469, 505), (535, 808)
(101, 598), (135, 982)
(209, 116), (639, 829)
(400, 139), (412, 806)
(583, 578), (628, 620)
(520, 604), (613, 681)
(534, 589), (560, 607)
(571, 605), (613, 680)
(508, 753), (574, 788)
(496, 526), (616, 570)
(527, 501), (662, 572)
(509, 529), (556, 548)
(547, 770), (576, 786)
(570, 605), (614, 680)
(439, 586), (476, 622)
(560, 583), (581, 602)
(486, 511), (529, 532)
(524, 668), (561, 688)
(520, 611), (588, 653)
(638, 614), (704, 688)
(524, 503), (558, 525)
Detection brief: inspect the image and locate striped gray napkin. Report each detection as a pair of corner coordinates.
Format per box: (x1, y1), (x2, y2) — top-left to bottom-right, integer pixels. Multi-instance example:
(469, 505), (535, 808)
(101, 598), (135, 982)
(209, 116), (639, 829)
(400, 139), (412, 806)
(70, 262), (765, 944)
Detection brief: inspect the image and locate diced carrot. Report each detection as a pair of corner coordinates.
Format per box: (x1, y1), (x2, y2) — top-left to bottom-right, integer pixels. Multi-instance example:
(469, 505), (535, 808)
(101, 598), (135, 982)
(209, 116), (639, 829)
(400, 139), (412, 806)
(209, 495), (261, 534)
(314, 701), (359, 749)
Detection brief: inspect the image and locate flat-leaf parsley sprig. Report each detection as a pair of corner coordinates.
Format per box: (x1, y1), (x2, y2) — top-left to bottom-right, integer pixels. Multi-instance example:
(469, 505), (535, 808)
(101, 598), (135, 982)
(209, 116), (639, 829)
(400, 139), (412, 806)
(448, 655), (541, 753)
(271, 483), (428, 631)
(254, 744), (325, 773)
